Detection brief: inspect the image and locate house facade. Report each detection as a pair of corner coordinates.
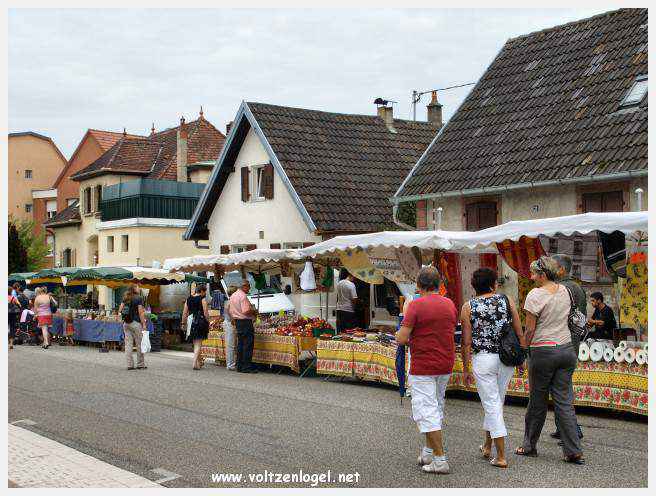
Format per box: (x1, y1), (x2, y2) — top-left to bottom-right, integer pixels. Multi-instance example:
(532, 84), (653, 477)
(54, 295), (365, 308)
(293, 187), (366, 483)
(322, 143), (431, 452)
(393, 8), (648, 305)
(185, 100), (439, 322)
(8, 131), (68, 267)
(45, 110), (226, 308)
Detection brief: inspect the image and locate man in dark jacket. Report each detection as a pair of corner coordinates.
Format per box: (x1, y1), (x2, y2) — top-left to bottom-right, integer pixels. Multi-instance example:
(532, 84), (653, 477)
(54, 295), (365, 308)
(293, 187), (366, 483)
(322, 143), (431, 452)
(551, 254), (584, 441)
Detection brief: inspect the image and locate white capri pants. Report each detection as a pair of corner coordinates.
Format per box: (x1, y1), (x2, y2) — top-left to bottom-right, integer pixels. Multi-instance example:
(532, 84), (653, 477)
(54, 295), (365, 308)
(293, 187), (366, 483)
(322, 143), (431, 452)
(409, 374), (451, 433)
(223, 319), (237, 369)
(472, 352), (514, 439)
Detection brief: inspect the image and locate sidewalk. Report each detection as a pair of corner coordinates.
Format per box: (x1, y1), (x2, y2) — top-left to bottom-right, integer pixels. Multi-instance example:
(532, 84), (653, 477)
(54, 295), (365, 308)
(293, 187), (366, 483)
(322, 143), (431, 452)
(8, 423), (161, 488)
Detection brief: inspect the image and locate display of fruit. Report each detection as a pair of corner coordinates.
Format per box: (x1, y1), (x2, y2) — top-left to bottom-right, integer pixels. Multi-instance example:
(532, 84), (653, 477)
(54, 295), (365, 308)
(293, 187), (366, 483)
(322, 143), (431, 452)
(274, 316), (333, 337)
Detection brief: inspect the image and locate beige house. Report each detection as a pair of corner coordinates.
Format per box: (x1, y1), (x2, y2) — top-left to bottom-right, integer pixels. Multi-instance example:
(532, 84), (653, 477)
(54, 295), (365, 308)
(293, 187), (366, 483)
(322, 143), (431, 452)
(393, 9), (648, 309)
(45, 111), (225, 308)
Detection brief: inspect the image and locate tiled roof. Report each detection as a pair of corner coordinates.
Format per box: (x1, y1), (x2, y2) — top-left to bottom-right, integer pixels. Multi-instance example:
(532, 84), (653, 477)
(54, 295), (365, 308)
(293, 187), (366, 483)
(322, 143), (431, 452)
(71, 118), (225, 181)
(44, 201), (81, 227)
(248, 102), (438, 232)
(88, 129), (140, 151)
(396, 8), (648, 199)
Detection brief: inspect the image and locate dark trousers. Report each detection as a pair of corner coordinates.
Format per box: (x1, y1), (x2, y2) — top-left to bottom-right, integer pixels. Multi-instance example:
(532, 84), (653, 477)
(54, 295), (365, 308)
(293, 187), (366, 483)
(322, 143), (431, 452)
(235, 319), (255, 371)
(8, 313), (19, 339)
(523, 344), (582, 457)
(336, 310), (357, 333)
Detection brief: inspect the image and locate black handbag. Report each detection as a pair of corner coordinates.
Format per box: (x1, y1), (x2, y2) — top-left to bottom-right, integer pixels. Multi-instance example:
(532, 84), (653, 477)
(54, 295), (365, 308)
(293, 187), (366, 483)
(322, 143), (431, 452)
(565, 286), (588, 350)
(498, 295), (526, 366)
(191, 308), (209, 336)
(49, 296), (58, 314)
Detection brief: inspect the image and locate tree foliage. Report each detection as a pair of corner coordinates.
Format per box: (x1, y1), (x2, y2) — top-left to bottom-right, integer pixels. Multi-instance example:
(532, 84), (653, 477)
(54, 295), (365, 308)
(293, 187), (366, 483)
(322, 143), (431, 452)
(8, 222), (28, 274)
(9, 215), (50, 271)
(396, 201), (417, 228)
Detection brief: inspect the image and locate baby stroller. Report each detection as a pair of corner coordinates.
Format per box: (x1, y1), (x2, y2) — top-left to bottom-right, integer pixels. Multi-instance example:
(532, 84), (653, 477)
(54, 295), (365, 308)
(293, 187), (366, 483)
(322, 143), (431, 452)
(15, 314), (40, 346)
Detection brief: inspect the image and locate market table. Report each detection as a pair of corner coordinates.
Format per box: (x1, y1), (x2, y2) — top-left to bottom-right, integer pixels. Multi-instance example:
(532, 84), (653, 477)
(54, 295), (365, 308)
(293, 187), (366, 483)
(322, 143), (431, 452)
(51, 316), (154, 343)
(200, 330), (316, 374)
(316, 340), (648, 415)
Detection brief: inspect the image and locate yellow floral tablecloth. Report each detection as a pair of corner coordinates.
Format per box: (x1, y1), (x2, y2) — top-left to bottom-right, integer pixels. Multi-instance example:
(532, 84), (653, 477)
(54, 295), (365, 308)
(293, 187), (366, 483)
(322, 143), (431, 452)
(316, 341), (648, 415)
(201, 330), (316, 374)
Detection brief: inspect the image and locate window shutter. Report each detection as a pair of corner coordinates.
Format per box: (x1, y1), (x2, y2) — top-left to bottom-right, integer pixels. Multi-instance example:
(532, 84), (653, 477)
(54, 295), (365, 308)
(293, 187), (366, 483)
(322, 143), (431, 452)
(246, 244), (257, 251)
(241, 167), (250, 202)
(465, 203), (479, 231)
(220, 245), (230, 254)
(603, 191), (623, 212)
(582, 193), (603, 213)
(263, 164), (274, 200)
(72, 248), (77, 266)
(302, 242), (314, 248)
(478, 202), (497, 230)
(270, 243), (281, 249)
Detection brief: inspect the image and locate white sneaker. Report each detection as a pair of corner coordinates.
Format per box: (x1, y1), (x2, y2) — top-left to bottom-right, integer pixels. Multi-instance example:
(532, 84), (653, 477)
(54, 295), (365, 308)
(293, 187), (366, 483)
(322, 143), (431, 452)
(417, 452), (433, 465)
(422, 459), (450, 474)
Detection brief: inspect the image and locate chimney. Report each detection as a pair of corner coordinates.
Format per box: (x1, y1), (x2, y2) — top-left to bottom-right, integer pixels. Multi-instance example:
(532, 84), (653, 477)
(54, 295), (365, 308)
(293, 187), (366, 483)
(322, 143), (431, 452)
(226, 121), (233, 135)
(177, 116), (188, 182)
(427, 90), (443, 127)
(150, 122), (155, 136)
(377, 105), (396, 133)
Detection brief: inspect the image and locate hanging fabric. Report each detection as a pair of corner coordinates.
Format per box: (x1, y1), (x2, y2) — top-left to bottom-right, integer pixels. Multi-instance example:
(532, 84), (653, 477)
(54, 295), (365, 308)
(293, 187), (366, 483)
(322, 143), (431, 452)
(496, 236), (545, 278)
(598, 231), (627, 278)
(339, 247), (384, 284)
(620, 252), (648, 330)
(299, 262), (317, 291)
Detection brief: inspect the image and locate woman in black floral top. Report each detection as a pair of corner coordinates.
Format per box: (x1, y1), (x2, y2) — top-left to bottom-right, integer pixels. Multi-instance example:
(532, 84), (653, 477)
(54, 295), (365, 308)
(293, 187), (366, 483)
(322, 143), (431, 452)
(460, 268), (524, 469)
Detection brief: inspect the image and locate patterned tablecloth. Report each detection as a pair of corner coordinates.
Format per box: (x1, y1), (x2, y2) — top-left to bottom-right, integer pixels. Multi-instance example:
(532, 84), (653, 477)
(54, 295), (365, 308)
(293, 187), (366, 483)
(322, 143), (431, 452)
(316, 340), (648, 415)
(200, 330), (317, 374)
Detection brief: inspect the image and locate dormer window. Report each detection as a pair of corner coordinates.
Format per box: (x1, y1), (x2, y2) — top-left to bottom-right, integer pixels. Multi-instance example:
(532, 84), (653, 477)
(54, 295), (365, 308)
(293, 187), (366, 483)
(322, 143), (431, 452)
(621, 75), (647, 107)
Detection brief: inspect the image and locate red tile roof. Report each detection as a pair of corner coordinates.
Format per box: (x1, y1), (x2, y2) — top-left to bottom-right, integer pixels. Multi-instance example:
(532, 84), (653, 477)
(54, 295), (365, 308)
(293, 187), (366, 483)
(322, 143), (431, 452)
(71, 118), (225, 181)
(88, 129), (141, 151)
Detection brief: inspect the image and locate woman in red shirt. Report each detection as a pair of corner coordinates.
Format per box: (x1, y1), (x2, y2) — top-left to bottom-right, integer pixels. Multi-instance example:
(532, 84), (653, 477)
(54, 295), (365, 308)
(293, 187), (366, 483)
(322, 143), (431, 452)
(397, 266), (457, 475)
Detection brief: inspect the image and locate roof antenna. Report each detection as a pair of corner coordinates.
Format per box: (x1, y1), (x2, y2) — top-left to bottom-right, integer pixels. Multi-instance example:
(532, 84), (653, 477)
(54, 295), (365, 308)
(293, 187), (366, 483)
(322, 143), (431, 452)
(123, 127), (127, 136)
(151, 122), (155, 135)
(180, 115), (186, 126)
(199, 106), (204, 119)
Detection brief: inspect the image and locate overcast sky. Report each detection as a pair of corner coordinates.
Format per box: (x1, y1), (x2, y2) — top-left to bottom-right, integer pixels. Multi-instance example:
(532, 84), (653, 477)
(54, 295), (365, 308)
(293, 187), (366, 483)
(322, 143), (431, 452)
(9, 8), (608, 158)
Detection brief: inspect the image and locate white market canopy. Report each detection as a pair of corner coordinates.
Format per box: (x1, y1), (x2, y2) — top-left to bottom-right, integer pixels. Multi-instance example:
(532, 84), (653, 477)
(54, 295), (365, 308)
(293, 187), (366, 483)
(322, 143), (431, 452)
(165, 212), (648, 273)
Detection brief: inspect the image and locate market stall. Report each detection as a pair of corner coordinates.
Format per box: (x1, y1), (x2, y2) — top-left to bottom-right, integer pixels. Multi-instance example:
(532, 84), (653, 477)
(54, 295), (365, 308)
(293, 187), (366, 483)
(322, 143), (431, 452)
(51, 314), (155, 342)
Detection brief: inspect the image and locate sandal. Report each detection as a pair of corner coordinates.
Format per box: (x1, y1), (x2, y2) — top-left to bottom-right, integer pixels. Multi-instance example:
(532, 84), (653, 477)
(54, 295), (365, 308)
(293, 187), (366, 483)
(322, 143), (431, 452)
(564, 454), (585, 465)
(479, 445), (491, 459)
(490, 458), (508, 468)
(515, 447), (538, 457)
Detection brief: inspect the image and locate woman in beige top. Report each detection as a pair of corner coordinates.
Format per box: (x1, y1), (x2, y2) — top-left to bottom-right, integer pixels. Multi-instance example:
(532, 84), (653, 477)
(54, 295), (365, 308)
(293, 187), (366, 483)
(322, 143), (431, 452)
(515, 256), (584, 465)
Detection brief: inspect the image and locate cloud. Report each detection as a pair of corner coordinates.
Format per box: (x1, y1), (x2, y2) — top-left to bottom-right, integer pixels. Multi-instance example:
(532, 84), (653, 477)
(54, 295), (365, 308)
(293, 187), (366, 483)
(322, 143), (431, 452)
(9, 8), (606, 157)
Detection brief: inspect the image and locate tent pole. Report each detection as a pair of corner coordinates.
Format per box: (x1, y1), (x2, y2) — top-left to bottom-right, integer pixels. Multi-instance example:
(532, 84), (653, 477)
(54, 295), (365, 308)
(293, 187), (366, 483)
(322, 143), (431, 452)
(325, 263), (330, 322)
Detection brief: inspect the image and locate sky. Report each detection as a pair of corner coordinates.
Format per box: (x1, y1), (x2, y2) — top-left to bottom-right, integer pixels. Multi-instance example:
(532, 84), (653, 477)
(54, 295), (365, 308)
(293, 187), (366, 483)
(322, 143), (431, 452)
(9, 8), (609, 158)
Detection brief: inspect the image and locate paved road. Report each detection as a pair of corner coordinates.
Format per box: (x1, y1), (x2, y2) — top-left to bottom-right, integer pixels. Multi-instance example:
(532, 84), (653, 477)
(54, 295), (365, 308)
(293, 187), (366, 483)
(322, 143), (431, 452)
(8, 345), (647, 488)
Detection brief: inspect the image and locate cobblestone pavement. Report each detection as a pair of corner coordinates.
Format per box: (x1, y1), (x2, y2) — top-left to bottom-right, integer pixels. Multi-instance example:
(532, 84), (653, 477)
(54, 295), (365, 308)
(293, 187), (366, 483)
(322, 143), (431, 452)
(8, 423), (161, 488)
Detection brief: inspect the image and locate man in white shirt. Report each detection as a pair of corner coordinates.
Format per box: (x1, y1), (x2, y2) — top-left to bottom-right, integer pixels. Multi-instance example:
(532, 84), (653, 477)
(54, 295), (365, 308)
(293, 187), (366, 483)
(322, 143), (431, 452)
(336, 269), (358, 332)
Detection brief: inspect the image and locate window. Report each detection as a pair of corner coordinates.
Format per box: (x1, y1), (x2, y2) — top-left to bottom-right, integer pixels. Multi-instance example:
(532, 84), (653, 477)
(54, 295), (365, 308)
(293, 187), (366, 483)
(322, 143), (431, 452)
(62, 248), (72, 267)
(67, 198), (77, 207)
(231, 245), (248, 254)
(25, 169), (32, 179)
(241, 164), (274, 202)
(46, 235), (54, 256)
(83, 187), (92, 214)
(465, 201), (498, 231)
(46, 200), (57, 219)
(25, 203), (32, 213)
(621, 75), (647, 107)
(107, 236), (114, 253)
(283, 242), (304, 249)
(121, 235), (129, 252)
(582, 191), (624, 213)
(94, 185), (103, 212)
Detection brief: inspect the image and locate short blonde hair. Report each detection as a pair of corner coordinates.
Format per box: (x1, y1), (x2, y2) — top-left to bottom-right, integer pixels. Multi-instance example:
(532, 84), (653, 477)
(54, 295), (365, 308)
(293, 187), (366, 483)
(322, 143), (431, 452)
(35, 287), (47, 295)
(530, 256), (560, 282)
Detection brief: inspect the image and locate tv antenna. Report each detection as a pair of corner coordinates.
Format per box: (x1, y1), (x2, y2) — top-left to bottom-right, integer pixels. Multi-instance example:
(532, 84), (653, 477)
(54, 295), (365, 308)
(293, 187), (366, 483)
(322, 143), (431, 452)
(411, 82), (475, 120)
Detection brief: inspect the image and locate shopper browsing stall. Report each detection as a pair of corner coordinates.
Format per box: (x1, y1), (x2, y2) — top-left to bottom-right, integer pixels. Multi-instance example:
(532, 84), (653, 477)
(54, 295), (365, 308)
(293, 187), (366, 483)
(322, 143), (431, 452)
(396, 266), (457, 475)
(182, 285), (210, 370)
(229, 279), (258, 373)
(336, 269), (358, 332)
(119, 284), (147, 371)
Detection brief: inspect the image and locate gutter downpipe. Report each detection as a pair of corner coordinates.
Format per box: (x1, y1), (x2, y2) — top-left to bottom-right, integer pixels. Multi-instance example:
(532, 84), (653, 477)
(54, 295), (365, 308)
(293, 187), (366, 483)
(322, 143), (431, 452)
(392, 170), (648, 204)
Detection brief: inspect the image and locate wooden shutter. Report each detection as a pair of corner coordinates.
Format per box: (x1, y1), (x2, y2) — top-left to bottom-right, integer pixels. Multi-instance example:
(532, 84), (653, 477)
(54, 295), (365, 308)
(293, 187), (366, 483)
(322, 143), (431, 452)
(263, 164), (274, 200)
(465, 203), (479, 231)
(241, 167), (250, 202)
(270, 243), (281, 249)
(582, 192), (602, 213)
(602, 191), (623, 212)
(220, 245), (230, 254)
(466, 201), (497, 231)
(302, 242), (315, 248)
(246, 244), (257, 251)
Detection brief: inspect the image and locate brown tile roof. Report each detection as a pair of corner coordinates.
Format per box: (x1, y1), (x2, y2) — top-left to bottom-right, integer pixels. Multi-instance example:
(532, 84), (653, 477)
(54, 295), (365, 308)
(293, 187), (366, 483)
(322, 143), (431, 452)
(44, 200), (81, 227)
(88, 129), (141, 151)
(396, 8), (648, 199)
(249, 102), (438, 232)
(70, 118), (225, 181)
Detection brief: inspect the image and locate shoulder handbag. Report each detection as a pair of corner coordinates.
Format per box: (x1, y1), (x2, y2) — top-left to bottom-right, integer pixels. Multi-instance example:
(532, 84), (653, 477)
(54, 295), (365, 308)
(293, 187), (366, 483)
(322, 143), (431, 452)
(191, 298), (209, 336)
(498, 295), (526, 366)
(49, 296), (58, 314)
(565, 286), (588, 348)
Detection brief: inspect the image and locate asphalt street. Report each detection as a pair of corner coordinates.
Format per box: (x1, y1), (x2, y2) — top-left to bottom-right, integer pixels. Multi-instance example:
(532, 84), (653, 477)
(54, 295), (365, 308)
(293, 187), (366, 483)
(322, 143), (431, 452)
(8, 345), (648, 488)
